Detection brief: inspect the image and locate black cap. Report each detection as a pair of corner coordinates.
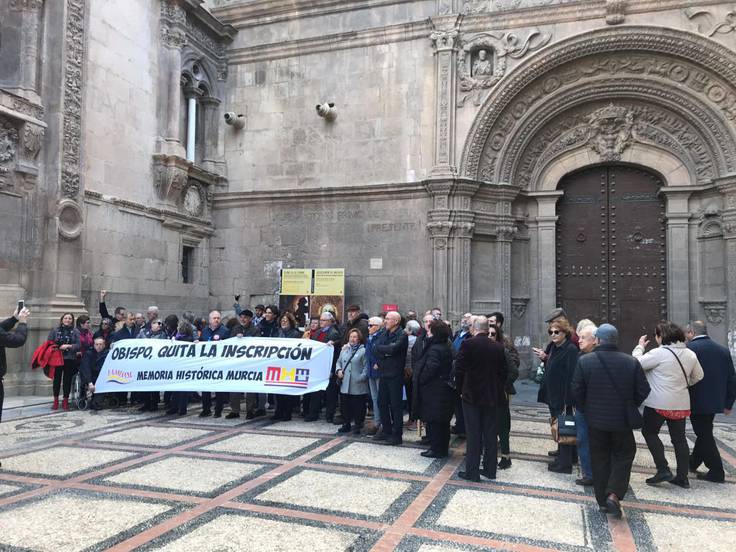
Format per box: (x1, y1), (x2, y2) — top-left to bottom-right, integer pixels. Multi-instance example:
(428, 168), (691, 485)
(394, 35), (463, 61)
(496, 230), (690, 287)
(240, 309), (254, 317)
(544, 307), (568, 323)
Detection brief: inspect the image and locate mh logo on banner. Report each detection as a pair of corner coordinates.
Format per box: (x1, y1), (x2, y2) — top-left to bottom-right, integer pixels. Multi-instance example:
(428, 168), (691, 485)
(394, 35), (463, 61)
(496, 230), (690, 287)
(265, 366), (309, 388)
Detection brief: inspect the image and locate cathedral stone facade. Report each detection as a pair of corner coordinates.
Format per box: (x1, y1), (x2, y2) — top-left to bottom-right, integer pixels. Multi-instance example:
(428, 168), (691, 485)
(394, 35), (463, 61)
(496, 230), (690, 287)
(2, 0), (736, 393)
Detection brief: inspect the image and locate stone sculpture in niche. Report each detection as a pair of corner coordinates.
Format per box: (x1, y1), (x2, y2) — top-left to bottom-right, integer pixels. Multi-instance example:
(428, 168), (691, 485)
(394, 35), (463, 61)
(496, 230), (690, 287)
(457, 29), (551, 107)
(472, 50), (493, 77)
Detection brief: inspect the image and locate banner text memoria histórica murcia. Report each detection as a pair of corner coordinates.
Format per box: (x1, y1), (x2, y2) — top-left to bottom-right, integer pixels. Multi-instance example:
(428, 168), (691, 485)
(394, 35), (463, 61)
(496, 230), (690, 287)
(93, 337), (333, 395)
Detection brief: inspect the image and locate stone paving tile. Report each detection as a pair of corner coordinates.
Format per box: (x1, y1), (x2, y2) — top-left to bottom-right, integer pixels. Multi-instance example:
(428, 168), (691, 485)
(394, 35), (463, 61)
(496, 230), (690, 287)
(395, 536), (500, 552)
(161, 412), (251, 427)
(91, 425), (213, 447)
(431, 488), (592, 548)
(0, 482), (23, 498)
(508, 419), (553, 436)
(318, 441), (440, 474)
(0, 410), (163, 451)
(491, 458), (584, 493)
(264, 419), (341, 434)
(101, 456), (267, 496)
(0, 490), (174, 552)
(250, 468), (416, 520)
(643, 511), (736, 552)
(144, 510), (376, 552)
(506, 435), (559, 457)
(628, 472), (736, 511)
(0, 445), (138, 478)
(199, 432), (320, 458)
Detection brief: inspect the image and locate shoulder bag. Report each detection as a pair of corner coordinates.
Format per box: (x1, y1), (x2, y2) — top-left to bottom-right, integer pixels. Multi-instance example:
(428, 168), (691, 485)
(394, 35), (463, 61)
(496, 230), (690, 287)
(595, 352), (643, 429)
(550, 361), (577, 445)
(662, 346), (691, 388)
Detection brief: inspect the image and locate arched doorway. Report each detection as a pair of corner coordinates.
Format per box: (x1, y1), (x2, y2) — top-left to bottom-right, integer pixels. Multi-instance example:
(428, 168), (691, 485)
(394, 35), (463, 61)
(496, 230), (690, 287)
(556, 165), (666, 349)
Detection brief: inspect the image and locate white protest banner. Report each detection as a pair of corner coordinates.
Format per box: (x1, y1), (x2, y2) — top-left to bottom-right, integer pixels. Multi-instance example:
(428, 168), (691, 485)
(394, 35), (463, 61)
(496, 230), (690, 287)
(93, 337), (333, 395)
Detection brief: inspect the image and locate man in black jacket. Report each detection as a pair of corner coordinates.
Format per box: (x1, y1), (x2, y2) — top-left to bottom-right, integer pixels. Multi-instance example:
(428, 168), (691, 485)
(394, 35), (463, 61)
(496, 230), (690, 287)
(0, 306), (29, 426)
(373, 311), (408, 445)
(572, 324), (650, 518)
(454, 316), (507, 482)
(686, 320), (736, 483)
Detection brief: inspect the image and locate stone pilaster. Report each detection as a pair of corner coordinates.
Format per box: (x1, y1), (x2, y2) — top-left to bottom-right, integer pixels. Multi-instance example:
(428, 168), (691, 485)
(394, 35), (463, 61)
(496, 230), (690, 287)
(429, 17), (459, 178)
(661, 187), (695, 325)
(7, 0), (45, 103)
(716, 176), (736, 354)
(529, 191), (563, 331)
(425, 178), (478, 321)
(158, 0), (187, 158)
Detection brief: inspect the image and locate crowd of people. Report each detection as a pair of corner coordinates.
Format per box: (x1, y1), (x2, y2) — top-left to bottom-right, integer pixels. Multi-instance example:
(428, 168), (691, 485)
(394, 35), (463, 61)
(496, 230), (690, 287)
(1, 293), (735, 518)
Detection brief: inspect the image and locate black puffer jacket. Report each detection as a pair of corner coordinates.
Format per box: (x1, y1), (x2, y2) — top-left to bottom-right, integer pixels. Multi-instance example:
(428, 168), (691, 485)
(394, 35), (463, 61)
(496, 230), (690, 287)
(1, 317), (27, 379)
(572, 343), (650, 431)
(414, 337), (456, 423)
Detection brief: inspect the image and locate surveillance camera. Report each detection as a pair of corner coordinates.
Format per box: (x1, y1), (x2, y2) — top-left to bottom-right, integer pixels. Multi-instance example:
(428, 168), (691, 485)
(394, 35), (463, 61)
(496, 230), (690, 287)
(316, 102), (337, 121)
(224, 112), (245, 129)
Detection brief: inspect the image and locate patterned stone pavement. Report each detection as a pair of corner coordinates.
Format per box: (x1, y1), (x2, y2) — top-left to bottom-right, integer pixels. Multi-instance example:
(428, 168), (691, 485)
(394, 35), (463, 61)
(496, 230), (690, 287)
(0, 395), (734, 552)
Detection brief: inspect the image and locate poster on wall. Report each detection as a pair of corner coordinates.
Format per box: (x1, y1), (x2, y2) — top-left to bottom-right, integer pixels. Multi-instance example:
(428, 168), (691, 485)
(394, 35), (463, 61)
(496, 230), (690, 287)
(279, 268), (345, 328)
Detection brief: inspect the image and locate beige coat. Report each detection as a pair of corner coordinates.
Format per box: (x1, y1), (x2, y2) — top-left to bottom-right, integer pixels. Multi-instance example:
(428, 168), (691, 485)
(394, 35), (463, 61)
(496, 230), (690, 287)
(632, 342), (704, 410)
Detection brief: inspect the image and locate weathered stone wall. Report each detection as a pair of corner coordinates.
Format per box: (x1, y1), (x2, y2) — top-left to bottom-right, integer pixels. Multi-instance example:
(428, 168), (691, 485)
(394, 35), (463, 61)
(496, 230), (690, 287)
(211, 191), (433, 315)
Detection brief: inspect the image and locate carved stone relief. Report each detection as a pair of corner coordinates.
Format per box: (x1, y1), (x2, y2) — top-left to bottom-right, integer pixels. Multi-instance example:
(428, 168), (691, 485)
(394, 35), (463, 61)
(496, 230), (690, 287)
(686, 7), (736, 37)
(511, 101), (718, 189)
(22, 124), (44, 160)
(701, 301), (727, 325)
(605, 0), (626, 25)
(0, 118), (19, 186)
(153, 154), (190, 204)
(61, 0), (85, 201)
(586, 104), (634, 161)
(182, 181), (205, 217)
(511, 297), (529, 319)
(457, 29), (551, 107)
(9, 0), (44, 10)
(461, 27), (736, 182)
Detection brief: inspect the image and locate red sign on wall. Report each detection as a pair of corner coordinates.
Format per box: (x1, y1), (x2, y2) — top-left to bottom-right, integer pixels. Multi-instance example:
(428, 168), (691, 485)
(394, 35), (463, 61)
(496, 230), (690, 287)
(382, 304), (398, 312)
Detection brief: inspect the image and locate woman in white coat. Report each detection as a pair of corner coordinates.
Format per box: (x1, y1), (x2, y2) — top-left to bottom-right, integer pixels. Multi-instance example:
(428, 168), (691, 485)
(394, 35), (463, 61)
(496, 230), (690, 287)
(633, 321), (704, 488)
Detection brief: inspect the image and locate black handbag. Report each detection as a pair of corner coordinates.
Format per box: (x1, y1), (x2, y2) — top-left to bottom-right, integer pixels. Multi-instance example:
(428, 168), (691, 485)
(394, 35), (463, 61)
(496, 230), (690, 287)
(595, 352), (643, 430)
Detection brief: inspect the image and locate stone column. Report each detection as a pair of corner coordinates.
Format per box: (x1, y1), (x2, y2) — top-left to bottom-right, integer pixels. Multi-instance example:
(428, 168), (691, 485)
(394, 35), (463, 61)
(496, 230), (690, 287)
(429, 18), (459, 178)
(158, 0), (187, 157)
(661, 187), (695, 325)
(716, 176), (736, 356)
(496, 225), (516, 321)
(7, 0), (45, 103)
(200, 95), (222, 174)
(427, 221), (452, 315)
(529, 192), (563, 329)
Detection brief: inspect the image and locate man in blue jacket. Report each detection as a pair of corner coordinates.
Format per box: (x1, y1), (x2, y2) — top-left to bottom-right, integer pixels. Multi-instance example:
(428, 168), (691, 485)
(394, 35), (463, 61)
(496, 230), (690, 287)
(686, 320), (736, 483)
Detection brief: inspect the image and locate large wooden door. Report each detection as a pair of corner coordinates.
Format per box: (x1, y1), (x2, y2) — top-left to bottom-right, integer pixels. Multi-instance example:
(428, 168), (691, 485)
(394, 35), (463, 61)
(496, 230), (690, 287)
(556, 165), (667, 350)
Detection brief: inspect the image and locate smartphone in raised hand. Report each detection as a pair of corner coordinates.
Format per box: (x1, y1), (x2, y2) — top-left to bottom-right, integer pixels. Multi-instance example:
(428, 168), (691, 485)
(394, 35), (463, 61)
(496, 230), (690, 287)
(17, 299), (24, 312)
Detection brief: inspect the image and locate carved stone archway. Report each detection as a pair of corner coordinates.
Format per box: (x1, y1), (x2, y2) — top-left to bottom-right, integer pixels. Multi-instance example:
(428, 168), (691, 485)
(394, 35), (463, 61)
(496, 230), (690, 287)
(457, 25), (736, 352)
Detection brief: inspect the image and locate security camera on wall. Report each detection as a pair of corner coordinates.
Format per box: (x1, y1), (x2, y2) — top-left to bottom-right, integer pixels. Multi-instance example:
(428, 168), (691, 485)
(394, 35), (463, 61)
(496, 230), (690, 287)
(224, 112), (245, 129)
(316, 102), (337, 121)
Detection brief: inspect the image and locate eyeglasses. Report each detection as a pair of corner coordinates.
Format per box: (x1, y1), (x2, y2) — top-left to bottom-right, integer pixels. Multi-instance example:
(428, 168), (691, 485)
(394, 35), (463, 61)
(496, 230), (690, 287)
(368, 324), (380, 327)
(548, 329), (561, 335)
(489, 332), (497, 337)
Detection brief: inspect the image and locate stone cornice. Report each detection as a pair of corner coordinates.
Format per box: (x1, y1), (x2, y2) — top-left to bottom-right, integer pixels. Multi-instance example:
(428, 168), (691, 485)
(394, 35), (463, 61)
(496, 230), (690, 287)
(182, 0), (237, 41)
(211, 0), (417, 29)
(84, 189), (215, 235)
(227, 19), (431, 64)
(212, 181), (428, 208)
(460, 0), (723, 32)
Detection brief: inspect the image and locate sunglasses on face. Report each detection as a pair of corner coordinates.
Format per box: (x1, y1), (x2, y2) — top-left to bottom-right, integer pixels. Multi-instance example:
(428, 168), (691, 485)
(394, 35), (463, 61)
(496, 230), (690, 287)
(548, 329), (561, 335)
(489, 332), (497, 337)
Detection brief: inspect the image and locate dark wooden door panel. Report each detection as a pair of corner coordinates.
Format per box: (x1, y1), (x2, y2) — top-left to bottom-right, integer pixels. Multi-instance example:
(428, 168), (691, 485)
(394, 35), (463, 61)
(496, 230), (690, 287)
(556, 165), (666, 350)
